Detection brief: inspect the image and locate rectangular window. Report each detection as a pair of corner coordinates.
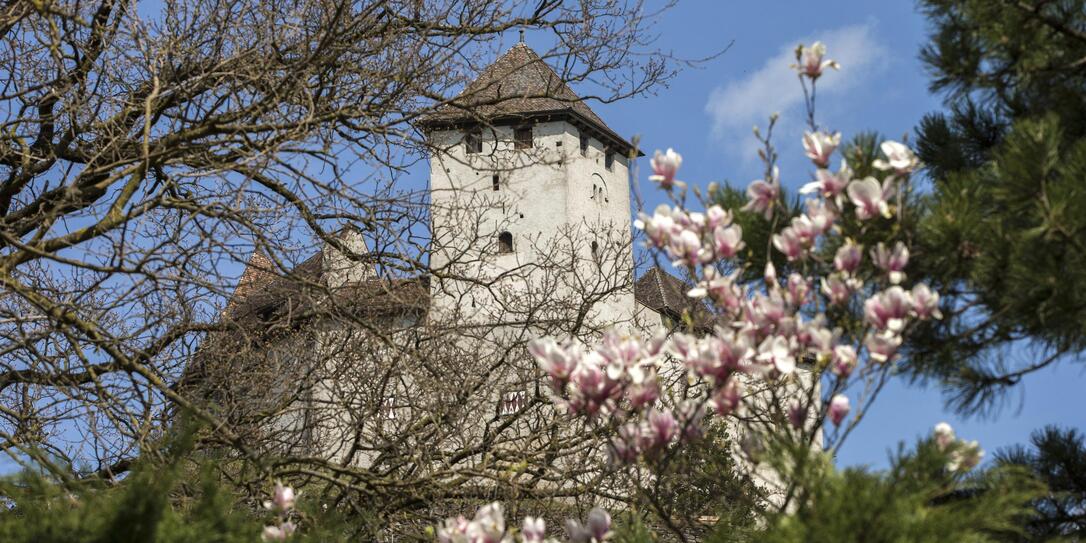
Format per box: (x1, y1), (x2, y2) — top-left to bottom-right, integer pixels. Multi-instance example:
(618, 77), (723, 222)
(465, 129), (482, 154)
(492, 174), (500, 191)
(500, 390), (528, 416)
(514, 125), (533, 149)
(605, 150), (614, 171)
(580, 133), (589, 156)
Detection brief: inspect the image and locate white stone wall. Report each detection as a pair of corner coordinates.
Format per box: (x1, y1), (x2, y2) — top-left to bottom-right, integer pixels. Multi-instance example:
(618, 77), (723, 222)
(428, 120), (637, 331)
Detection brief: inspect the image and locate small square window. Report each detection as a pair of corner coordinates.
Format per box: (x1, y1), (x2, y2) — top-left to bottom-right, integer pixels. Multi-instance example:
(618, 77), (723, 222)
(514, 126), (533, 150)
(465, 130), (482, 154)
(605, 151), (614, 171)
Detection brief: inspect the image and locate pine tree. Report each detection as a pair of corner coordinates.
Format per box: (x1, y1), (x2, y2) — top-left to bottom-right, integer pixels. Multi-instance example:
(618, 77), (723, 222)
(905, 0), (1086, 413)
(994, 426), (1086, 541)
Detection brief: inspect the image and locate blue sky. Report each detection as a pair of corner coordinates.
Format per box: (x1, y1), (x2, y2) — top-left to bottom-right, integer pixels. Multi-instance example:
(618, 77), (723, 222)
(5, 1), (1081, 476)
(566, 1), (1086, 468)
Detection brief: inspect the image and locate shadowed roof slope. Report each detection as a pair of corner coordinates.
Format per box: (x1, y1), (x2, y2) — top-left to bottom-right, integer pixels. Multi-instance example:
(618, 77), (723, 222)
(421, 43), (636, 155)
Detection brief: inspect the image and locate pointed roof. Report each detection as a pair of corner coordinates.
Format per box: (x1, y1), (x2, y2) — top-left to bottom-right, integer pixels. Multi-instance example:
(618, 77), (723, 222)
(634, 266), (715, 329)
(421, 43), (636, 155)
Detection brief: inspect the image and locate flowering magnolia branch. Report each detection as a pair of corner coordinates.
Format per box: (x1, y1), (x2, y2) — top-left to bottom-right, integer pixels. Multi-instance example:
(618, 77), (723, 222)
(438, 502), (612, 543)
(435, 40), (985, 541)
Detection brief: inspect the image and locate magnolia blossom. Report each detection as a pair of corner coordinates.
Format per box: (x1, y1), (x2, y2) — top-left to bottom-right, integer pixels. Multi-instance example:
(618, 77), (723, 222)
(772, 226), (807, 261)
(864, 286), (913, 333)
(757, 335), (796, 375)
(828, 394), (850, 426)
(834, 240), (863, 275)
(947, 440), (985, 472)
(865, 331), (902, 363)
(873, 140), (920, 176)
(802, 199), (836, 236)
(911, 283), (943, 320)
(802, 130), (841, 168)
(793, 41), (839, 79)
(643, 408), (679, 449)
(634, 205), (679, 249)
(934, 422), (955, 451)
(438, 503), (508, 543)
(262, 522), (296, 542)
(264, 481), (296, 512)
(649, 148), (684, 189)
(742, 167), (780, 220)
(800, 162), (852, 207)
(832, 344), (858, 377)
(713, 223), (745, 258)
(821, 274), (851, 305)
(872, 241), (909, 284)
(712, 379), (744, 415)
(522, 517), (546, 543)
(847, 177), (894, 220)
(565, 508), (612, 543)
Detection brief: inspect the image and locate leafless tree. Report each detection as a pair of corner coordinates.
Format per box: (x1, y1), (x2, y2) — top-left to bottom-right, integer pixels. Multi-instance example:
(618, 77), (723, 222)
(0, 0), (709, 536)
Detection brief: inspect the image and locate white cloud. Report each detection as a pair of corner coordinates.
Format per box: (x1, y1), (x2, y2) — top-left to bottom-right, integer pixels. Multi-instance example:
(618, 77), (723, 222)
(706, 22), (886, 167)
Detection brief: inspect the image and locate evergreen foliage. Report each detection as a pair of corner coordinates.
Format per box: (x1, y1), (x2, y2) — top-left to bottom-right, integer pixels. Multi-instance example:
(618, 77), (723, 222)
(994, 426), (1086, 541)
(908, 0), (1086, 413)
(747, 440), (1042, 543)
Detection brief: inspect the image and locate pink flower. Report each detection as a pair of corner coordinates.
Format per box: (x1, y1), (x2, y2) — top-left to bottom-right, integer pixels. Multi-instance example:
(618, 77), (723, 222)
(802, 199), (836, 236)
(757, 335), (796, 375)
(264, 481), (295, 512)
(712, 379), (744, 416)
(802, 130), (841, 168)
(793, 41), (839, 79)
(871, 241), (909, 284)
(742, 167), (781, 220)
(873, 140), (920, 176)
(911, 283), (943, 320)
(689, 269), (743, 313)
(528, 338), (577, 388)
(865, 331), (902, 363)
(847, 177), (894, 220)
(933, 422), (955, 451)
(948, 440), (984, 472)
(773, 226), (807, 261)
(634, 205), (680, 248)
(834, 240), (863, 275)
(262, 522), (296, 542)
(828, 394), (850, 426)
(670, 229), (704, 268)
(706, 205), (731, 229)
(785, 273), (811, 307)
(832, 344), (858, 377)
(649, 148), (684, 189)
(611, 423), (641, 465)
(821, 274), (851, 305)
(864, 286), (913, 333)
(644, 408), (679, 448)
(713, 223), (745, 258)
(566, 509), (612, 543)
(800, 162), (852, 207)
(522, 517), (546, 543)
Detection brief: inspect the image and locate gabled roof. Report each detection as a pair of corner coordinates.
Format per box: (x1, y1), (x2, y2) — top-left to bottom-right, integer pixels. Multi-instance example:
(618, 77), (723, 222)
(634, 266), (714, 329)
(420, 43), (637, 155)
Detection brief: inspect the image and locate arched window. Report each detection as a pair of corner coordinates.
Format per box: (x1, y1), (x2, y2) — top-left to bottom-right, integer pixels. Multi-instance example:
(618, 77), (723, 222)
(591, 240), (599, 259)
(497, 231), (514, 254)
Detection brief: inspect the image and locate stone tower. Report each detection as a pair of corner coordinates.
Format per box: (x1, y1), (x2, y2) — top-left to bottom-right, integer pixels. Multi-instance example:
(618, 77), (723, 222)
(421, 43), (641, 330)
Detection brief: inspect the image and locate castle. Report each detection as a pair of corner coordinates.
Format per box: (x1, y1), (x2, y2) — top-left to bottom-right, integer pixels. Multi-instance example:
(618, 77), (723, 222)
(185, 43), (812, 530)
